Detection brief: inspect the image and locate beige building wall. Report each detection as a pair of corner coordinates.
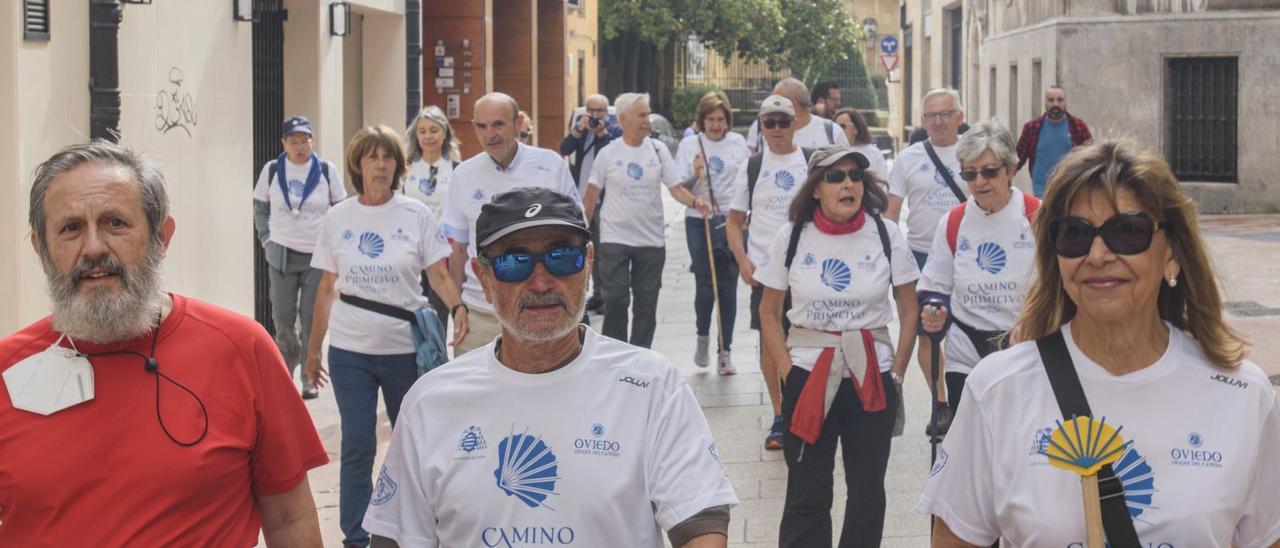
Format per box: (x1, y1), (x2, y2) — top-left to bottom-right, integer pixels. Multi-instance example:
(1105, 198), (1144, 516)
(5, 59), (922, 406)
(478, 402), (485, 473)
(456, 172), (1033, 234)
(566, 0), (599, 115)
(979, 4), (1280, 212)
(0, 1), (409, 335)
(893, 0), (968, 145)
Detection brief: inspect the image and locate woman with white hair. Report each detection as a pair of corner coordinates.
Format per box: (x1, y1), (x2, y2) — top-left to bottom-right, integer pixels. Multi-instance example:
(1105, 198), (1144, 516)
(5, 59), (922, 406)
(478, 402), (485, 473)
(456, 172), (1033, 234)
(403, 105), (460, 219)
(917, 120), (1040, 411)
(404, 105), (461, 326)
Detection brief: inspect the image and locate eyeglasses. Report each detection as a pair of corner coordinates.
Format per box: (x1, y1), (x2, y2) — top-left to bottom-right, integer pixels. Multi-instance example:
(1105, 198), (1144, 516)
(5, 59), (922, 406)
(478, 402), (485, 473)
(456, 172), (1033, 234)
(922, 110), (958, 122)
(518, 131), (533, 140)
(761, 119), (793, 129)
(823, 168), (865, 183)
(1048, 212), (1162, 258)
(958, 166), (1005, 181)
(479, 246), (587, 283)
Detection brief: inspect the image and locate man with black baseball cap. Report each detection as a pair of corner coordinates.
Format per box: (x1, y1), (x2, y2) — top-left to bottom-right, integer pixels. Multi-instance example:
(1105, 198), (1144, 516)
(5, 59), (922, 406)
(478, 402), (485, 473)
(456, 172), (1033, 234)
(364, 187), (738, 548)
(252, 115), (346, 399)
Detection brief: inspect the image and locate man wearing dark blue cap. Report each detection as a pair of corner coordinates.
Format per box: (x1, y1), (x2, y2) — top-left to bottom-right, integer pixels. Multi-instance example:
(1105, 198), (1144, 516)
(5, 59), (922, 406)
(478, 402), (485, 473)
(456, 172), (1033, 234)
(364, 187), (738, 548)
(252, 115), (347, 399)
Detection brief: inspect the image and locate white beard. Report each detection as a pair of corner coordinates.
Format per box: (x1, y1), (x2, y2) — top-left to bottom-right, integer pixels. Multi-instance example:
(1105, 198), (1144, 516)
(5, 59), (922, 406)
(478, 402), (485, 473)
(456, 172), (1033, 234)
(43, 241), (166, 344)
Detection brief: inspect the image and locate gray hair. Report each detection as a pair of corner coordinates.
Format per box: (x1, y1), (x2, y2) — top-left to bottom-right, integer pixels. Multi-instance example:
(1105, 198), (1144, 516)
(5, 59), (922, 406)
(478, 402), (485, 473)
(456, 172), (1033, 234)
(585, 93), (609, 107)
(922, 87), (965, 113)
(774, 77), (811, 108)
(614, 93), (650, 119)
(29, 140), (170, 252)
(405, 105), (461, 164)
(957, 119), (1018, 168)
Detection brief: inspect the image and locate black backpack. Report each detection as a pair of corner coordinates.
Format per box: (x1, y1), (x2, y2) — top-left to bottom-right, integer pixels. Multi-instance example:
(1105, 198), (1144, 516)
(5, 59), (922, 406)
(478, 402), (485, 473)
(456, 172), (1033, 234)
(745, 147), (815, 215)
(782, 213), (893, 278)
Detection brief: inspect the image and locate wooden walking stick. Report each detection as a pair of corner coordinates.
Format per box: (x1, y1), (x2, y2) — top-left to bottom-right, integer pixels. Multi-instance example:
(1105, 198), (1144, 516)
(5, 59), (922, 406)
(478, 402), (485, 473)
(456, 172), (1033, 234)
(1042, 415), (1129, 548)
(695, 135), (726, 360)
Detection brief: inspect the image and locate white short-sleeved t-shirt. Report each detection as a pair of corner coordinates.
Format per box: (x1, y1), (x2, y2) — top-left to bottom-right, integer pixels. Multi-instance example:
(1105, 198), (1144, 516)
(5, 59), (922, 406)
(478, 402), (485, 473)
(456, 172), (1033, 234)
(675, 133), (748, 218)
(362, 328), (740, 547)
(402, 157), (455, 219)
(753, 219), (919, 372)
(441, 143), (581, 312)
(851, 142), (889, 183)
(589, 138), (680, 248)
(917, 189), (1037, 374)
(918, 323), (1280, 548)
(727, 149), (809, 265)
(887, 140), (968, 252)
(746, 116), (850, 152)
(310, 194), (452, 354)
(251, 157), (347, 253)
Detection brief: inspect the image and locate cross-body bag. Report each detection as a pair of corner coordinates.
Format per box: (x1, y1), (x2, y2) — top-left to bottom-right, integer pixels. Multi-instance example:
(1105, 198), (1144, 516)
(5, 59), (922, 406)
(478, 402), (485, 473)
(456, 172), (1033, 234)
(339, 293), (448, 376)
(1036, 331), (1142, 546)
(923, 141), (967, 203)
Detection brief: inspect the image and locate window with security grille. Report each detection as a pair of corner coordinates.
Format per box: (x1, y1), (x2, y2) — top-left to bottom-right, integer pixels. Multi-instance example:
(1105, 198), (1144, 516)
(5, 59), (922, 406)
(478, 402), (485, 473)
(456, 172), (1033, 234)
(1167, 57), (1238, 182)
(24, 0), (50, 41)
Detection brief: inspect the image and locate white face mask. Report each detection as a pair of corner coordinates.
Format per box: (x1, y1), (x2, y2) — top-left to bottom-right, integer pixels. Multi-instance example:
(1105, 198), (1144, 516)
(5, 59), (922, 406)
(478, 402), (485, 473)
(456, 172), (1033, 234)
(2, 336), (95, 415)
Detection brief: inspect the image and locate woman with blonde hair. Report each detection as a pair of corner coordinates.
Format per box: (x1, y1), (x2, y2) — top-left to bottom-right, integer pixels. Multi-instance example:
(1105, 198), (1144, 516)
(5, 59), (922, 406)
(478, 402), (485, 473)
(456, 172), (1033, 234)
(919, 139), (1279, 547)
(403, 105), (460, 218)
(305, 125), (468, 547)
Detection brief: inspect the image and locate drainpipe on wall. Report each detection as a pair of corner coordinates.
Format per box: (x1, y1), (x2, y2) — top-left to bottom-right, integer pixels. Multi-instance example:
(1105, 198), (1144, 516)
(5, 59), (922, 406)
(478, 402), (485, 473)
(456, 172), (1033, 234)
(406, 0), (422, 125)
(89, 0), (123, 142)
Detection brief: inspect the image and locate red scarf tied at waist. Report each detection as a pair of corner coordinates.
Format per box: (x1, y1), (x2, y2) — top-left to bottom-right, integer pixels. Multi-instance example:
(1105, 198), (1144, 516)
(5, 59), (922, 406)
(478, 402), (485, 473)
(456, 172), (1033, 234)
(789, 206), (888, 446)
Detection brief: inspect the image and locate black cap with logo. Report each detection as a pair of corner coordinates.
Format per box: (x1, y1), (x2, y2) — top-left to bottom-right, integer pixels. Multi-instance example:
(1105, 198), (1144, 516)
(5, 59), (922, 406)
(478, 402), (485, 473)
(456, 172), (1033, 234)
(476, 187), (590, 248)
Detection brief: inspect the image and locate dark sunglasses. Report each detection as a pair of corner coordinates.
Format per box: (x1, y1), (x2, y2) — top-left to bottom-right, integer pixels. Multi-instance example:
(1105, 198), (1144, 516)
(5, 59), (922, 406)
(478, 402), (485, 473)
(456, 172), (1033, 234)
(959, 166), (1005, 181)
(1048, 211), (1161, 258)
(823, 168), (865, 183)
(761, 119), (793, 129)
(479, 246), (587, 283)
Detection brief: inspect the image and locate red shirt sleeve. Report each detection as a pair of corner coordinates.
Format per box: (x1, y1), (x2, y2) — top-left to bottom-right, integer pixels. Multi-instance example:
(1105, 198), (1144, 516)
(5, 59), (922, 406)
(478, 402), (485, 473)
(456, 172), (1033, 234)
(246, 326), (330, 495)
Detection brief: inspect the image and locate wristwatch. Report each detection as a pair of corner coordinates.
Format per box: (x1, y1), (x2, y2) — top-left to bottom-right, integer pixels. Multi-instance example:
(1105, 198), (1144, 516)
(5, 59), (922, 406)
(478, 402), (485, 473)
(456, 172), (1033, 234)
(450, 303), (469, 318)
(890, 371), (904, 385)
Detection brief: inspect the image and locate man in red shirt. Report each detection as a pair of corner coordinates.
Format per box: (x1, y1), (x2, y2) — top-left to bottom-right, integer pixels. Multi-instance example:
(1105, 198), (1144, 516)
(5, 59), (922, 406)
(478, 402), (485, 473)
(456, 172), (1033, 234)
(0, 141), (329, 545)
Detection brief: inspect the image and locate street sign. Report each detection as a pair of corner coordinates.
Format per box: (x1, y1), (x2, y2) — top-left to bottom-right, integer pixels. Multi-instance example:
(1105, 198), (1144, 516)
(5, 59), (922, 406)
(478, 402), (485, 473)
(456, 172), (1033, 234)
(880, 54), (898, 73)
(880, 36), (898, 55)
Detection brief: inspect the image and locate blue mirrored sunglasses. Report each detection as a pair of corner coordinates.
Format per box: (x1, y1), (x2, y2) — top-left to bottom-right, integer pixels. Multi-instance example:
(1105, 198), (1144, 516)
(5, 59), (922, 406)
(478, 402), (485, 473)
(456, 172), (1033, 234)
(479, 245), (587, 283)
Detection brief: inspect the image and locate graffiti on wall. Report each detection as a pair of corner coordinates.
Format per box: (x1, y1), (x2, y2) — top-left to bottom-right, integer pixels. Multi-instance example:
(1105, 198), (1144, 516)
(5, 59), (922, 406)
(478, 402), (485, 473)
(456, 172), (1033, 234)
(155, 67), (198, 137)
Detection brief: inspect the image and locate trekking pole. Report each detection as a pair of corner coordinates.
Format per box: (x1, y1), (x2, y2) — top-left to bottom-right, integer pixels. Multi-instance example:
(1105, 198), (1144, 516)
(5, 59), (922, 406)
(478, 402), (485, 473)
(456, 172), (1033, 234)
(696, 134), (726, 358)
(921, 296), (947, 534)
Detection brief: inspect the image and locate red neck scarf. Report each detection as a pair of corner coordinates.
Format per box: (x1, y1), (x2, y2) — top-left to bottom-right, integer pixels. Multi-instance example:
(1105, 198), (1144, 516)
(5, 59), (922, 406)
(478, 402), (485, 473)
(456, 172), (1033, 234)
(813, 207), (865, 235)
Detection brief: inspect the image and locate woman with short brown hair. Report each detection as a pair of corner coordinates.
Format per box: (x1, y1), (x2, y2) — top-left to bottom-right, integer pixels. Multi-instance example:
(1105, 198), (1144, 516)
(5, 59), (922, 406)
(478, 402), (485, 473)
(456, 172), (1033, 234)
(919, 139), (1279, 547)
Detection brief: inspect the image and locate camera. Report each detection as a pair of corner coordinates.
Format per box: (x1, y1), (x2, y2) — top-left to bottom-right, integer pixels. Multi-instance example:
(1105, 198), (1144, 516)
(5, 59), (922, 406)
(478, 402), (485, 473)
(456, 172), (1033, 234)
(588, 116), (601, 128)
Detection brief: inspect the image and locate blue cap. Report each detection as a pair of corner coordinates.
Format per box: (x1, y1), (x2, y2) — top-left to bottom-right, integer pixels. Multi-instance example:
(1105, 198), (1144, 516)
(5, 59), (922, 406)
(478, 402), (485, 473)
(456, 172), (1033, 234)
(281, 116), (313, 138)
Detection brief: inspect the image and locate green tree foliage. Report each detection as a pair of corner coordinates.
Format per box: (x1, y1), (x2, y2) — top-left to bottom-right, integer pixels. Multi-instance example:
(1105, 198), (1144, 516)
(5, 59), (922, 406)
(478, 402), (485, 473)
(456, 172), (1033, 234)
(599, 0), (784, 60)
(670, 86), (719, 130)
(774, 0), (864, 86)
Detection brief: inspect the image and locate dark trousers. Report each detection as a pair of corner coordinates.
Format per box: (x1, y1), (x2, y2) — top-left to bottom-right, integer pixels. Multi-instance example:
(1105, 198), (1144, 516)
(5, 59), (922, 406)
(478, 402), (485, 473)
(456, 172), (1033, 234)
(945, 371), (967, 413)
(780, 367), (898, 548)
(685, 216), (738, 351)
(598, 242), (665, 348)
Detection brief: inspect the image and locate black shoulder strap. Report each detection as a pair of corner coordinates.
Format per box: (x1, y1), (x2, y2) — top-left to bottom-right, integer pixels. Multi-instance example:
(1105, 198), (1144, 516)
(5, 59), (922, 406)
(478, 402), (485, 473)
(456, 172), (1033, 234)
(824, 118), (836, 144)
(1035, 331), (1142, 547)
(800, 147), (814, 163)
(746, 153), (764, 210)
(340, 293), (415, 323)
(321, 160), (331, 183)
(871, 213), (893, 285)
(923, 141), (967, 203)
(783, 221), (805, 269)
(267, 160), (278, 187)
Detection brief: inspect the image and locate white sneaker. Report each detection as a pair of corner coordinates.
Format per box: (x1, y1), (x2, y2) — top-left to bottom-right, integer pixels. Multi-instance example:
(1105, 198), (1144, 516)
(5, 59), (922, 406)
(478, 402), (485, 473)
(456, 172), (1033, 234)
(717, 350), (737, 376)
(694, 335), (710, 368)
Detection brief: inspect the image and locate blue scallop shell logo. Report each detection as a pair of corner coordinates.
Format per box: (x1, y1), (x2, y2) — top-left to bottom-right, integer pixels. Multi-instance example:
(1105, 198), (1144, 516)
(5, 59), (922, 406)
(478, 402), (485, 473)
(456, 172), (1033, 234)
(975, 242), (1007, 275)
(1113, 445), (1157, 519)
(370, 466), (397, 505)
(418, 177), (435, 196)
(287, 179), (306, 200)
(774, 170), (796, 191)
(494, 427), (561, 510)
(708, 156), (725, 174)
(933, 166), (958, 188)
(626, 162), (645, 180)
(819, 258), (852, 292)
(357, 232), (385, 259)
(472, 189), (485, 201)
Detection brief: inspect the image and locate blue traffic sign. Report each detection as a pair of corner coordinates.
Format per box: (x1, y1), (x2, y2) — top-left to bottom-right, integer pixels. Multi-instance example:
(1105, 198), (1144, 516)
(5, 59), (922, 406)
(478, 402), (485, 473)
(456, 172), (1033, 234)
(880, 36), (899, 54)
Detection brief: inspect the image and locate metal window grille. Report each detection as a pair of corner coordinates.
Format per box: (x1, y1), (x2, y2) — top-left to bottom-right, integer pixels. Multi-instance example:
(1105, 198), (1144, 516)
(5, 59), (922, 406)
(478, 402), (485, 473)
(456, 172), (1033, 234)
(24, 0), (50, 41)
(1167, 57), (1238, 182)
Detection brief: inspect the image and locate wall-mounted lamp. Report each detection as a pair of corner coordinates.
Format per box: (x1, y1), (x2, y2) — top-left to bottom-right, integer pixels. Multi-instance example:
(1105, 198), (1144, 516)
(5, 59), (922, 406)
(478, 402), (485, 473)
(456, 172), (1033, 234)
(330, 2), (350, 37)
(233, 0), (253, 21)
